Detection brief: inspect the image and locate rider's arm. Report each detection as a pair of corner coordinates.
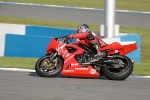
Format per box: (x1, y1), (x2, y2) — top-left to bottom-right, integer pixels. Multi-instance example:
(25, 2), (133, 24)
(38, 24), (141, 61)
(68, 32), (89, 39)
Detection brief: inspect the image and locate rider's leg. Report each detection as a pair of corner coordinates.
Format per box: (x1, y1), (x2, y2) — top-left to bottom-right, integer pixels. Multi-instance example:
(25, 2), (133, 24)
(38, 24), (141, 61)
(89, 42), (105, 60)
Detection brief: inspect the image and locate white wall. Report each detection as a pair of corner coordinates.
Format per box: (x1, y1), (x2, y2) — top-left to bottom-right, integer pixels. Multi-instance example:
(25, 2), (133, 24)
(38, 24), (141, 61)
(0, 23), (26, 35)
(102, 37), (120, 44)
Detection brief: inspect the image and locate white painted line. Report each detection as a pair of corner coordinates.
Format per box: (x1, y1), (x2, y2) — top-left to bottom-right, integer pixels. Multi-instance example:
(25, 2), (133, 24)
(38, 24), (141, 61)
(0, 68), (35, 72)
(116, 10), (129, 12)
(142, 76), (150, 78)
(129, 75), (150, 79)
(17, 3), (26, 5)
(141, 12), (150, 14)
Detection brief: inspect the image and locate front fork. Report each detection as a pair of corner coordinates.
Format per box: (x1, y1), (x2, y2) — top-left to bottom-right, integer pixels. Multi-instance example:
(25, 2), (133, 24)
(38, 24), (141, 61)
(46, 52), (58, 59)
(51, 52), (58, 59)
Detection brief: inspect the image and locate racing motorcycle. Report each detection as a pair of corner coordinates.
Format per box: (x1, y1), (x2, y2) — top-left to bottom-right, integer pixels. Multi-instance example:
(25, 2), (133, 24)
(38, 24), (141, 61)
(35, 36), (137, 80)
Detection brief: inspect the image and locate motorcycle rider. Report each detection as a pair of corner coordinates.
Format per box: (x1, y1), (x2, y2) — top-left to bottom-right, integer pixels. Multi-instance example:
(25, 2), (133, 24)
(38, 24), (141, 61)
(64, 24), (106, 61)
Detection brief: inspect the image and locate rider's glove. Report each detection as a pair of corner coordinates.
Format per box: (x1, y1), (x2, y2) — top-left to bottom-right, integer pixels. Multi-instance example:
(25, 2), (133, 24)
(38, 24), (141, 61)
(63, 35), (70, 41)
(63, 35), (70, 44)
(64, 35), (70, 39)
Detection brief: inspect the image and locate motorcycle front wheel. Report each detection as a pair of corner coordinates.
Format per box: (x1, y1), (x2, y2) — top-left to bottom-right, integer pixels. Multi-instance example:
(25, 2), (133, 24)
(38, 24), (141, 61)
(101, 55), (133, 80)
(35, 55), (63, 77)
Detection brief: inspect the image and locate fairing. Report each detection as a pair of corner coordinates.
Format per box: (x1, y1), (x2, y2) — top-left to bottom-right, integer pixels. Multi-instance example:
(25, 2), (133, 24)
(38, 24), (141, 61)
(46, 38), (137, 78)
(101, 42), (137, 55)
(46, 38), (100, 78)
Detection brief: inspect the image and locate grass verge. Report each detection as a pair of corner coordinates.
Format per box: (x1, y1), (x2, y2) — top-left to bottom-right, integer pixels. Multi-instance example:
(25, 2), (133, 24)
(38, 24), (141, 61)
(0, 16), (150, 76)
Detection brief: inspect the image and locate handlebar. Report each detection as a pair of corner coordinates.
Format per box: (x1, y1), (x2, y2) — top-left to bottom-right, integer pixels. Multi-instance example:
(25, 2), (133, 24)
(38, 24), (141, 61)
(57, 37), (69, 44)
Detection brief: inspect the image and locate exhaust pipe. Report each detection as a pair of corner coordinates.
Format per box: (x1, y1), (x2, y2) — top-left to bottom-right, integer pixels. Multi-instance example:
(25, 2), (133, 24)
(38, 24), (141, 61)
(131, 59), (135, 64)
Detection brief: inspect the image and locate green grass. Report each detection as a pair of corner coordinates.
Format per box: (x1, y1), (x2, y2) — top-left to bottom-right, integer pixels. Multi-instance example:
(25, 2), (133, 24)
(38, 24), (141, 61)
(134, 63), (150, 76)
(0, 16), (150, 76)
(0, 57), (38, 69)
(0, 16), (100, 30)
(1, 0), (150, 11)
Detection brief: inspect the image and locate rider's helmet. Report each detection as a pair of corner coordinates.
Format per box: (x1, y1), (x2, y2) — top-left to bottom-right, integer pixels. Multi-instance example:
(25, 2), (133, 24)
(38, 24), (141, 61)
(76, 24), (91, 33)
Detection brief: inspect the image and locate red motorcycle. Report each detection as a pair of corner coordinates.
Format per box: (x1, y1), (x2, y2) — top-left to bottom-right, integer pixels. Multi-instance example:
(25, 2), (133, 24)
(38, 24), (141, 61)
(35, 36), (137, 80)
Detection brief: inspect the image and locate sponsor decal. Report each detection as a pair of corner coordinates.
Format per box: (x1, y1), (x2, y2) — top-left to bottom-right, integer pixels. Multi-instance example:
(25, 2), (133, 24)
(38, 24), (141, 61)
(56, 44), (66, 53)
(56, 44), (71, 58)
(71, 63), (78, 66)
(89, 69), (96, 74)
(75, 68), (88, 70)
(63, 50), (71, 58)
(56, 44), (71, 57)
(64, 55), (74, 63)
(56, 44), (74, 63)
(63, 70), (74, 72)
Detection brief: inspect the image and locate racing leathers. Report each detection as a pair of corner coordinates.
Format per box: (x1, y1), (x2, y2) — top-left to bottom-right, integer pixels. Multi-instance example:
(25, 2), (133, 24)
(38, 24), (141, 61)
(67, 31), (106, 60)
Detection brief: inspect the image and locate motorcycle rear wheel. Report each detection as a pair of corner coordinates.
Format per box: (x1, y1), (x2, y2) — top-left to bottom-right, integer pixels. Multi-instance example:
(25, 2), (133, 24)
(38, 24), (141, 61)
(35, 55), (63, 77)
(101, 55), (133, 80)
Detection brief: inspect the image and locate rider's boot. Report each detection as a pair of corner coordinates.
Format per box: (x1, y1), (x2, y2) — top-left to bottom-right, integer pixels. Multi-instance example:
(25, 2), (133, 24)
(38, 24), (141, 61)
(89, 42), (106, 62)
(90, 52), (106, 62)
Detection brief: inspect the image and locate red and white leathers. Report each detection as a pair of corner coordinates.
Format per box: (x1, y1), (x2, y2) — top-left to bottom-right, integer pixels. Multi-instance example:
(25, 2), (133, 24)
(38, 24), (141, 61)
(68, 31), (107, 56)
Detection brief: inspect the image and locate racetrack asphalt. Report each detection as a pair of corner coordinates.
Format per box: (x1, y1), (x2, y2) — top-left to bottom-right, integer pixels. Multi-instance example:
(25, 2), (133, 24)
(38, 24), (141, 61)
(0, 70), (150, 100)
(0, 3), (150, 28)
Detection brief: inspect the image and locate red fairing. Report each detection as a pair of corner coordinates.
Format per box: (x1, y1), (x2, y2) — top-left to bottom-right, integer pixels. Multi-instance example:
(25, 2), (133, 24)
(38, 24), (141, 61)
(46, 38), (100, 78)
(46, 36), (137, 78)
(46, 38), (60, 54)
(56, 42), (99, 78)
(61, 44), (99, 78)
(101, 42), (137, 55)
(62, 65), (99, 78)
(118, 42), (137, 55)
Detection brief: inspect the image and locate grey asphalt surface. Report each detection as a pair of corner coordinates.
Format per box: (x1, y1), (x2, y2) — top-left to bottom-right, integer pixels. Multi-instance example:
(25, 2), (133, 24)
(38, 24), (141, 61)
(0, 3), (150, 28)
(0, 70), (150, 100)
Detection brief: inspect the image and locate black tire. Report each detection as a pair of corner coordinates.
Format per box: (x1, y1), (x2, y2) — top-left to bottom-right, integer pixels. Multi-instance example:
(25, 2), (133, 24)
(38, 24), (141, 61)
(35, 55), (63, 77)
(101, 55), (133, 80)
